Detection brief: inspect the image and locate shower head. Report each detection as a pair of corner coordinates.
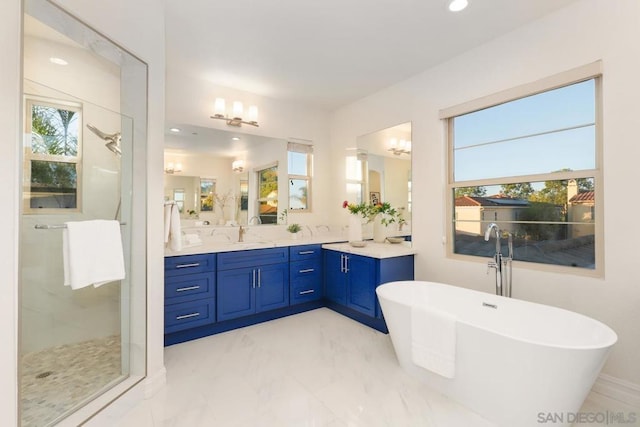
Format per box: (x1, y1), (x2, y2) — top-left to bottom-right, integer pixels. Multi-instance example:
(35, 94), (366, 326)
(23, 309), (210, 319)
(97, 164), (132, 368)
(86, 123), (122, 156)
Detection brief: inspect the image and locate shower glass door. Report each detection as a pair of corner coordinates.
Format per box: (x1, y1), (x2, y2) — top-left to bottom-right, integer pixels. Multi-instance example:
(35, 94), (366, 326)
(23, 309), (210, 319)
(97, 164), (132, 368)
(19, 1), (147, 425)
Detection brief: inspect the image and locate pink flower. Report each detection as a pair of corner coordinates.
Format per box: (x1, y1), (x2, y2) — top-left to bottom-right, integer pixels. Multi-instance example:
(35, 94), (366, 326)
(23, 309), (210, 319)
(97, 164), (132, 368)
(342, 200), (349, 209)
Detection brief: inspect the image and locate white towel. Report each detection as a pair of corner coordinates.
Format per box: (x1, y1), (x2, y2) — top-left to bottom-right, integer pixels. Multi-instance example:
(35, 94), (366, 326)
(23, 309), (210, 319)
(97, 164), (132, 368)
(164, 203), (182, 251)
(63, 220), (125, 290)
(411, 306), (457, 378)
(164, 203), (173, 243)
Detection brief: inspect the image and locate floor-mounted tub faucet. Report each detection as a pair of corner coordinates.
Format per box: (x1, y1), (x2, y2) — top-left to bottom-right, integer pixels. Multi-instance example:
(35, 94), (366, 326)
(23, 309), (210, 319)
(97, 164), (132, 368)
(484, 223), (513, 297)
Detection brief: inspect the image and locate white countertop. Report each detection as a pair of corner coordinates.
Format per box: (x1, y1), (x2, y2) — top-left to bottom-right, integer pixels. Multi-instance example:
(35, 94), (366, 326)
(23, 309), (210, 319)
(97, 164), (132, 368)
(322, 241), (416, 259)
(165, 235), (347, 257)
(165, 236), (416, 259)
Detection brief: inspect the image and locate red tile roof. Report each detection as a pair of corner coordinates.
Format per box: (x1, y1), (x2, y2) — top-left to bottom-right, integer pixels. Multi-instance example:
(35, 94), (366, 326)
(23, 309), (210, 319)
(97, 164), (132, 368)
(569, 191), (595, 203)
(454, 195), (528, 207)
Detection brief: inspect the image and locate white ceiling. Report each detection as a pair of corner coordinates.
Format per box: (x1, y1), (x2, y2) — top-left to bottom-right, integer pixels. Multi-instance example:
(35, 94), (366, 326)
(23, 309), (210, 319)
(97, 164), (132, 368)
(165, 0), (579, 111)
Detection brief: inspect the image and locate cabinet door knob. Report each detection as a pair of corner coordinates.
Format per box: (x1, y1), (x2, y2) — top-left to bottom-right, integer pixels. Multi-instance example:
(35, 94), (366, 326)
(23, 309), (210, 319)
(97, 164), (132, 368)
(258, 268), (261, 287)
(299, 289), (315, 295)
(252, 269), (256, 288)
(298, 250), (315, 255)
(299, 268), (314, 274)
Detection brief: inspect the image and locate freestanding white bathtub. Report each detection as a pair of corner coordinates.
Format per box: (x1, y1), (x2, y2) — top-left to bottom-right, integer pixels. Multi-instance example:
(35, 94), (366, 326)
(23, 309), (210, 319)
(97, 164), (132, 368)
(377, 281), (617, 427)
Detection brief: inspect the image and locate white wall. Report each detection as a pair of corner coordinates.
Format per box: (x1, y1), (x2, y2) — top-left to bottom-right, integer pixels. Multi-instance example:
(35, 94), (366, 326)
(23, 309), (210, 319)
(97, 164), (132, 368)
(0, 0), (22, 421)
(0, 0), (165, 425)
(330, 0), (640, 387)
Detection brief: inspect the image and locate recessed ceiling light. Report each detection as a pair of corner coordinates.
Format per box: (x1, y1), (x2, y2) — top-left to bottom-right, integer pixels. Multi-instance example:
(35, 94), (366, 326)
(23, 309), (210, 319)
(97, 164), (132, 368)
(169, 128), (181, 133)
(449, 0), (468, 12)
(49, 57), (68, 65)
(232, 137), (240, 141)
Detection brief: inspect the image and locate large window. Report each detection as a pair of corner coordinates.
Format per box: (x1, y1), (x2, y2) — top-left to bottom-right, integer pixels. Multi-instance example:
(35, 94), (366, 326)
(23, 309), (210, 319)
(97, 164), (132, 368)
(446, 69), (601, 272)
(24, 98), (82, 212)
(287, 142), (313, 212)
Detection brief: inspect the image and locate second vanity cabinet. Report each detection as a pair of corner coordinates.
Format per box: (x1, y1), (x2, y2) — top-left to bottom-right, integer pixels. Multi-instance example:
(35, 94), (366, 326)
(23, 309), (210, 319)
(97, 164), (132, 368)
(323, 245), (414, 332)
(216, 247), (290, 321)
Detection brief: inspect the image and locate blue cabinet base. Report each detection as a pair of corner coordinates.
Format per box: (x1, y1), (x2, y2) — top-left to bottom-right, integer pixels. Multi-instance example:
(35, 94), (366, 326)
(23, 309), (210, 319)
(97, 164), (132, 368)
(165, 300), (324, 346)
(324, 300), (388, 334)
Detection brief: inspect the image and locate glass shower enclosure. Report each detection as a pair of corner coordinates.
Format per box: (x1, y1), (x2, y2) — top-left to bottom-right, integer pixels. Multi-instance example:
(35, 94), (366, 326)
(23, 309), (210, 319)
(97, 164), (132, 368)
(19, 1), (147, 425)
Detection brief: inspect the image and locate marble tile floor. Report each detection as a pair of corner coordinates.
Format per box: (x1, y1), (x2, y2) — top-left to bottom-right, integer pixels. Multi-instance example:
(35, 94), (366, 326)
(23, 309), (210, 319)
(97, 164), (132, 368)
(21, 335), (123, 427)
(91, 309), (638, 427)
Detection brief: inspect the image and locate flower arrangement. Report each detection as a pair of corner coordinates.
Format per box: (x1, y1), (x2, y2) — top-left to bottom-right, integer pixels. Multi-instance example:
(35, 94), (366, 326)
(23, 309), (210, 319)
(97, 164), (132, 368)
(342, 200), (371, 219)
(342, 200), (401, 227)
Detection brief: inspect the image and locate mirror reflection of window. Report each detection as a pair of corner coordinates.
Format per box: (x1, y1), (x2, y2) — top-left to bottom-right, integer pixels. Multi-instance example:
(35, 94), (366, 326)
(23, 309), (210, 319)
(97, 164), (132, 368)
(287, 142), (313, 211)
(345, 150), (368, 204)
(173, 188), (185, 213)
(199, 178), (215, 212)
(240, 179), (248, 211)
(257, 164), (278, 224)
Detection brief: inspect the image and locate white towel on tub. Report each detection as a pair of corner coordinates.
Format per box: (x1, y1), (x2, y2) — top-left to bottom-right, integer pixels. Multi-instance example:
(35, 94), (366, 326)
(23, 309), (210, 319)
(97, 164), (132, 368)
(63, 220), (125, 290)
(411, 305), (457, 378)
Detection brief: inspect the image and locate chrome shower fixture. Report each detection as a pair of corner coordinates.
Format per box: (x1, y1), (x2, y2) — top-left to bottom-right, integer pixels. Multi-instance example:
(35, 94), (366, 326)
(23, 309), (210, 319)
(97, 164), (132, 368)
(86, 123), (122, 156)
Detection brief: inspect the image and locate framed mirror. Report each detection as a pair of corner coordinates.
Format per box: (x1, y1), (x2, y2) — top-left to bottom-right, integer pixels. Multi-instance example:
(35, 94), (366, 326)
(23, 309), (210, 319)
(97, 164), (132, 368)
(164, 125), (288, 225)
(355, 122), (412, 241)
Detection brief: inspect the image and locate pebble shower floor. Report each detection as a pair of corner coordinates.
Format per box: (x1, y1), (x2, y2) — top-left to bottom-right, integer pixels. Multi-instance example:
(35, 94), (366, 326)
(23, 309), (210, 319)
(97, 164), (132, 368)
(20, 335), (122, 426)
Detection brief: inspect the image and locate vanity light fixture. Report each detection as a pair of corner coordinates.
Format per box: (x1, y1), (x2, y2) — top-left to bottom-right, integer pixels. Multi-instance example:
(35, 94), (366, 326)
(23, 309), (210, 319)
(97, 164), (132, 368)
(448, 0), (468, 12)
(388, 138), (411, 155)
(164, 162), (182, 174)
(232, 160), (245, 173)
(211, 98), (259, 127)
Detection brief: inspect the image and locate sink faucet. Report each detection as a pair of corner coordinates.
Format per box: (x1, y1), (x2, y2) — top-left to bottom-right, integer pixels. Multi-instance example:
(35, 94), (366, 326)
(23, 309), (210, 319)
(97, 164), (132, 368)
(485, 223), (512, 297)
(238, 225), (246, 242)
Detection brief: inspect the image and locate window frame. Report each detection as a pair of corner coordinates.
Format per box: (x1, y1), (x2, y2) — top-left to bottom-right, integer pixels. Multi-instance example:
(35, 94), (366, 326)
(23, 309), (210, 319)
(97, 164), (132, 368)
(442, 62), (604, 277)
(23, 96), (83, 214)
(287, 142), (313, 213)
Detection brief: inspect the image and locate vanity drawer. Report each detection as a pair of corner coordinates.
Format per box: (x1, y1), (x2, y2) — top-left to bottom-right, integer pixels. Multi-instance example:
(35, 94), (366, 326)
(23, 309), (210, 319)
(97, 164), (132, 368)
(290, 278), (322, 304)
(165, 253), (216, 277)
(164, 299), (215, 334)
(289, 244), (322, 261)
(165, 272), (215, 304)
(289, 259), (322, 281)
(217, 247), (289, 270)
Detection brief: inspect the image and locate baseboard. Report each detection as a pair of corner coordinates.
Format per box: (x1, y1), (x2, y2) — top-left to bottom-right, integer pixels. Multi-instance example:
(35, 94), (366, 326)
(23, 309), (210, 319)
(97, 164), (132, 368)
(144, 366), (167, 398)
(590, 373), (640, 408)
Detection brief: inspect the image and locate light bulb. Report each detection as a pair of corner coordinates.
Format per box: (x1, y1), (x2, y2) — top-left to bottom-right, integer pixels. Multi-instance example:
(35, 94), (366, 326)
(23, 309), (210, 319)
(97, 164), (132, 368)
(248, 105), (258, 123)
(232, 101), (243, 119)
(214, 98), (226, 116)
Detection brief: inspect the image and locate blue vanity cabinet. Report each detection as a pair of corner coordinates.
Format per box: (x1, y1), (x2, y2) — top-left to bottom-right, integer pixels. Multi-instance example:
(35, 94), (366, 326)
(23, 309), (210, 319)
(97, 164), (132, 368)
(164, 254), (216, 334)
(323, 248), (414, 331)
(324, 251), (376, 316)
(289, 244), (323, 304)
(324, 249), (347, 305)
(217, 247), (289, 322)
